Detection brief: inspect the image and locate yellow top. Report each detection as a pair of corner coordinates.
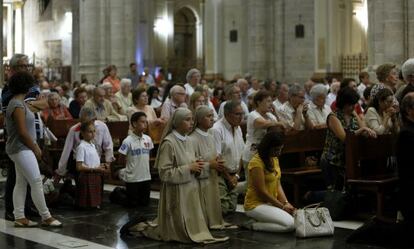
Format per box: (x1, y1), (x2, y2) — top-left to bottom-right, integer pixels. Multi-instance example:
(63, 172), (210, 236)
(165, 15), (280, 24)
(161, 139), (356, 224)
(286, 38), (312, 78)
(244, 153), (281, 211)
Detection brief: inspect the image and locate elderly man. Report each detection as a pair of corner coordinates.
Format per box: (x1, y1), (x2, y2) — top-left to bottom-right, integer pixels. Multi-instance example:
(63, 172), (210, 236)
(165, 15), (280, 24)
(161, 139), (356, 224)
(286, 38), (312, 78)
(278, 84), (312, 131)
(218, 84), (249, 120)
(273, 83), (289, 111)
(210, 100), (245, 215)
(55, 106), (114, 180)
(83, 86), (127, 121)
(184, 68), (201, 97)
(115, 78), (133, 114)
(237, 78), (250, 105)
(160, 85), (187, 120)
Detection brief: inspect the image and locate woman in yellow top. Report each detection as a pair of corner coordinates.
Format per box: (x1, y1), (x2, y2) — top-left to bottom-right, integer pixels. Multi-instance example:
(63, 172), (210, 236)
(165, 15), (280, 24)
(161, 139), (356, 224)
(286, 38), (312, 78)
(244, 131), (296, 232)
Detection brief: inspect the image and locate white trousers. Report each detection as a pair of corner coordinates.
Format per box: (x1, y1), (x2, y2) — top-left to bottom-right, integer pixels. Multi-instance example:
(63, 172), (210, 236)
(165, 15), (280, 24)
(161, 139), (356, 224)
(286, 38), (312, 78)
(9, 150), (51, 220)
(245, 204), (295, 232)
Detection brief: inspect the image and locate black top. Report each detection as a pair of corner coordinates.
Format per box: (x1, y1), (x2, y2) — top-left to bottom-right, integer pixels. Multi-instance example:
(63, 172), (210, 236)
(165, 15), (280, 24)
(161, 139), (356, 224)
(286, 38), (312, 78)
(69, 100), (81, 119)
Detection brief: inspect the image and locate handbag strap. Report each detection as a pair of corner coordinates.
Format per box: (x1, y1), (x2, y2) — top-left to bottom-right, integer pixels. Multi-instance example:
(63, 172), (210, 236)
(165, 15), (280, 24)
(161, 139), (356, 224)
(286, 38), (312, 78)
(303, 202), (322, 209)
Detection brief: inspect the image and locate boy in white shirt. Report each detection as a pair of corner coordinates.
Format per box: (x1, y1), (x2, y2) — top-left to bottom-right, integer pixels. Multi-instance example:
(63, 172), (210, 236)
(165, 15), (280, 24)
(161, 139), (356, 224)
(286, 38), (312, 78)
(118, 112), (154, 207)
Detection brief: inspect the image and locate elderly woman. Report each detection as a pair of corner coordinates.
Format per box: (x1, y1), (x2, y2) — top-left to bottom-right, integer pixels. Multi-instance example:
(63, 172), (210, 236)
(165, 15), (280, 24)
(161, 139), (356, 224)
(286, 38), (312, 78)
(41, 92), (73, 122)
(365, 88), (399, 135)
(184, 68), (201, 97)
(278, 84), (312, 131)
(127, 88), (162, 125)
(306, 84), (331, 129)
(69, 87), (88, 119)
(189, 105), (232, 229)
(115, 78), (132, 114)
(320, 87), (376, 190)
(129, 108), (227, 244)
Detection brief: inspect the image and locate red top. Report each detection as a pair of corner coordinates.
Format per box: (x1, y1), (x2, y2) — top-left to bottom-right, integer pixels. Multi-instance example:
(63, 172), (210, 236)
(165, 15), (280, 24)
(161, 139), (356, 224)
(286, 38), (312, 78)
(330, 101), (363, 115)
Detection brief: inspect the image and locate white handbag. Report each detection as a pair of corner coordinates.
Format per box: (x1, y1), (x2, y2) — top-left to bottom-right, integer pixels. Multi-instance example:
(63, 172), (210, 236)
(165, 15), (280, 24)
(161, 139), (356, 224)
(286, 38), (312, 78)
(294, 203), (334, 238)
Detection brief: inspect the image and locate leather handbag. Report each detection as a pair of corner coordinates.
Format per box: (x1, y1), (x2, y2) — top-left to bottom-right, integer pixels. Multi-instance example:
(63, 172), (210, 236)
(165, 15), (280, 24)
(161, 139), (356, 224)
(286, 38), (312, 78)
(294, 203), (335, 238)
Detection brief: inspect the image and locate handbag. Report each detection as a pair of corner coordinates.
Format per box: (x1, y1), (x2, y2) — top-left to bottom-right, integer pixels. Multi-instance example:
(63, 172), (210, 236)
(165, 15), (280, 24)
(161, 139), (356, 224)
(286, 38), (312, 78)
(294, 203), (334, 238)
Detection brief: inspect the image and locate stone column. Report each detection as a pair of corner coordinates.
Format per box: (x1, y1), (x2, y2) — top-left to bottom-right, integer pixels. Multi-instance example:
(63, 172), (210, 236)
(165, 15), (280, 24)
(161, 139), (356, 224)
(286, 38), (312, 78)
(367, 0), (405, 66)
(204, 0), (223, 79)
(71, 0), (80, 82)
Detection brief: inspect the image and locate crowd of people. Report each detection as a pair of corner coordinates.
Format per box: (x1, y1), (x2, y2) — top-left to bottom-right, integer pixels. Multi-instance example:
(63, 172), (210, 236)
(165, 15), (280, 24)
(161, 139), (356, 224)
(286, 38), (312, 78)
(1, 53), (414, 244)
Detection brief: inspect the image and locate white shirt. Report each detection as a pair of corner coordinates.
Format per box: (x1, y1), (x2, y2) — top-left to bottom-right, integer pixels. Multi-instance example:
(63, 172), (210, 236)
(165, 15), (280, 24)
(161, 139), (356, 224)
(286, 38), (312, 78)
(307, 102), (331, 126)
(184, 83), (196, 97)
(273, 98), (284, 111)
(218, 100), (249, 120)
(209, 117), (245, 173)
(76, 140), (101, 169)
(207, 100), (219, 121)
(118, 133), (154, 182)
(357, 83), (367, 99)
(56, 120), (114, 176)
(326, 93), (337, 107)
(243, 110), (277, 162)
(365, 107), (394, 135)
(279, 101), (305, 130)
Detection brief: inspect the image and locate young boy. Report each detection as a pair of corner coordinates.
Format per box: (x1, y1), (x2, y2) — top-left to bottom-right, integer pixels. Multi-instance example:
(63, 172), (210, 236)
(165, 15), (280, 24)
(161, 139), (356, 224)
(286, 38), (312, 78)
(118, 112), (153, 207)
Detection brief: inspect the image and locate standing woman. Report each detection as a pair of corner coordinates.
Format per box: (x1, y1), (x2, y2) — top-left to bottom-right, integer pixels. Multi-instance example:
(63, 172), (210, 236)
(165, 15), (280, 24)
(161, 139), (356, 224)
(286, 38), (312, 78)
(244, 132), (295, 232)
(137, 108), (227, 243)
(189, 105), (229, 229)
(6, 72), (61, 227)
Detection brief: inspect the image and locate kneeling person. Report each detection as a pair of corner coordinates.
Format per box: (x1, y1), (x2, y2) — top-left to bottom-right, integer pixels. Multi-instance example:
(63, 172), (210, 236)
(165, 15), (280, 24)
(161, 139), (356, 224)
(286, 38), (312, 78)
(118, 112), (153, 207)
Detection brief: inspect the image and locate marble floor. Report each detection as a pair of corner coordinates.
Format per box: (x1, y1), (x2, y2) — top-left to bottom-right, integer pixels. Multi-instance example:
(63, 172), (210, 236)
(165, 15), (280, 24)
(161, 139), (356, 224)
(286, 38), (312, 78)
(0, 181), (391, 249)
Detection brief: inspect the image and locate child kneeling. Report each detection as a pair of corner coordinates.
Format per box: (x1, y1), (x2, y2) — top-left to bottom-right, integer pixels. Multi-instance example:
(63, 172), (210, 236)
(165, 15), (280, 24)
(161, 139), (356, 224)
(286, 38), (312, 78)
(76, 121), (109, 208)
(118, 112), (153, 207)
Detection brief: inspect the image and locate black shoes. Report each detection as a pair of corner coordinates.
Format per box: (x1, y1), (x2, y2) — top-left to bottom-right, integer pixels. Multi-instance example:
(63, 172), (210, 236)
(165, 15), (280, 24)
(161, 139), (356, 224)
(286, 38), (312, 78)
(4, 212), (14, 221)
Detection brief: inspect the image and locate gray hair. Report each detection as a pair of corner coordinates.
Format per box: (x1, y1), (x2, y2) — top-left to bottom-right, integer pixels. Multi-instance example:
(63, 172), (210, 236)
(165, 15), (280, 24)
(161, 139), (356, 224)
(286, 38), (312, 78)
(9, 54), (29, 68)
(101, 82), (113, 90)
(223, 100), (241, 115)
(120, 78), (132, 88)
(186, 68), (201, 83)
(224, 84), (237, 98)
(79, 106), (97, 122)
(288, 84), (304, 98)
(310, 84), (328, 99)
(170, 85), (185, 97)
(236, 78), (248, 86)
(402, 58), (414, 80)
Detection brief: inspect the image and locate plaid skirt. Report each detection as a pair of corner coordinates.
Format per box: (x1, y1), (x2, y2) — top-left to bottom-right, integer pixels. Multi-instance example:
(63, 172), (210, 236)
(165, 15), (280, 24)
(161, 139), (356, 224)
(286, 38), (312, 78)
(77, 172), (102, 207)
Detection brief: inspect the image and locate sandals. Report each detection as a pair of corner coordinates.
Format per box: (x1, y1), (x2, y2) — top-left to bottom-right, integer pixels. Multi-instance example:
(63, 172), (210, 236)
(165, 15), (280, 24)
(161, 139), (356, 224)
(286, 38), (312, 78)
(14, 220), (38, 228)
(41, 219), (62, 227)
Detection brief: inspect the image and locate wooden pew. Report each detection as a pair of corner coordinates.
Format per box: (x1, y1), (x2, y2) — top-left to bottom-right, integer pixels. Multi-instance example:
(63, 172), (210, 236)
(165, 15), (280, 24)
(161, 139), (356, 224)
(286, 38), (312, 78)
(280, 129), (327, 206)
(345, 132), (398, 219)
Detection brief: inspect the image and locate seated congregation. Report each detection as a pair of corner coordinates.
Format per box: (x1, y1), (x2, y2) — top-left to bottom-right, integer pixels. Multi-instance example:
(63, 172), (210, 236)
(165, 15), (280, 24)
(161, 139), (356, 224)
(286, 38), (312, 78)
(1, 54), (414, 247)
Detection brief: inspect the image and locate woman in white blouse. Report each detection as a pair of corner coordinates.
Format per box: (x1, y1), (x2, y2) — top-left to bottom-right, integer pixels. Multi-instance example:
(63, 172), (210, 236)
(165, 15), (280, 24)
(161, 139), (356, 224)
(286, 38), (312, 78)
(306, 84), (331, 129)
(242, 90), (286, 184)
(365, 88), (399, 135)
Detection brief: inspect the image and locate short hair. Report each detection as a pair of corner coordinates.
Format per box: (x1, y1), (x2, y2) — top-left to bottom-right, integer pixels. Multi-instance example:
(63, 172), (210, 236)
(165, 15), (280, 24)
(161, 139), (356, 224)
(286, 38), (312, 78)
(9, 54), (29, 69)
(129, 62), (136, 68)
(120, 78), (132, 88)
(371, 88), (393, 111)
(359, 71), (369, 82)
(223, 99), (241, 115)
(288, 84), (304, 98)
(186, 68), (201, 83)
(80, 120), (94, 133)
(253, 90), (272, 107)
(376, 63), (396, 82)
(189, 91), (204, 110)
(401, 58), (414, 81)
(8, 71), (35, 95)
(74, 87), (87, 98)
(224, 84), (237, 98)
(47, 92), (60, 100)
(309, 84), (328, 99)
(170, 85), (185, 97)
(79, 106), (97, 122)
(132, 87), (147, 105)
(336, 87), (360, 109)
(340, 78), (356, 89)
(400, 93), (414, 123)
(101, 82), (113, 90)
(130, 111), (147, 125)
